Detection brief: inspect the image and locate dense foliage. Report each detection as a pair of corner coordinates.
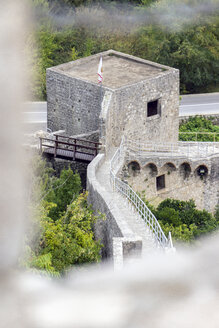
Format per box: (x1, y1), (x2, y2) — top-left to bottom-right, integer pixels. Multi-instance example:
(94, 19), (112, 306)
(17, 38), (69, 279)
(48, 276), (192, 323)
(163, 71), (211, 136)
(179, 116), (219, 141)
(144, 198), (219, 243)
(23, 156), (102, 276)
(27, 0), (219, 100)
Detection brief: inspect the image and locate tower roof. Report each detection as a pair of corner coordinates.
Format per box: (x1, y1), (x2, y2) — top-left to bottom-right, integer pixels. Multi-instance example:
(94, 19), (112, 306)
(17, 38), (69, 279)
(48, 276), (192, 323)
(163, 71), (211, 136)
(49, 50), (177, 89)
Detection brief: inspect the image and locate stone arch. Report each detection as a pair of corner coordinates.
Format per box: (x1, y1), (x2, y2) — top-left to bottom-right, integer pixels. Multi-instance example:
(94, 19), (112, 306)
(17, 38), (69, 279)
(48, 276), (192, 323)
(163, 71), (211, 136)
(143, 163), (158, 177)
(179, 162), (192, 179)
(127, 161), (141, 177)
(195, 165), (208, 179)
(163, 162), (176, 174)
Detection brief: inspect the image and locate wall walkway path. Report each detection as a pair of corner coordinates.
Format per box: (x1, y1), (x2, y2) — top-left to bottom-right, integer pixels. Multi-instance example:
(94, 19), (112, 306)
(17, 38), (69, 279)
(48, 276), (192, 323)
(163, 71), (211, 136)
(97, 155), (156, 257)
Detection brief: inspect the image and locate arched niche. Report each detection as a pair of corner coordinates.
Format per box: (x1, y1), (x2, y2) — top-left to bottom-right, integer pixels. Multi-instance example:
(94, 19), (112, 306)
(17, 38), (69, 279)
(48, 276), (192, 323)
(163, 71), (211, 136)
(163, 162), (176, 174)
(144, 163), (158, 177)
(179, 162), (192, 179)
(195, 165), (208, 179)
(128, 161), (141, 177)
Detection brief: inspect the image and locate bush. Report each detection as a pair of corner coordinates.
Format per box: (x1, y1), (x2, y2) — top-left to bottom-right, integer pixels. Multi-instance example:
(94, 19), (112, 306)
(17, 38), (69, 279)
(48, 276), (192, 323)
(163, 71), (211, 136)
(179, 116), (219, 142)
(143, 197), (219, 243)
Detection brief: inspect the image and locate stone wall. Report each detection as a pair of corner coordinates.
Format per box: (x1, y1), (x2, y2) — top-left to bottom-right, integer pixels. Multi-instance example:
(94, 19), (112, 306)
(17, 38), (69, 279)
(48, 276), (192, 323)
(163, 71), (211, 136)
(179, 114), (219, 125)
(204, 156), (219, 212)
(47, 69), (103, 136)
(47, 51), (179, 156)
(46, 157), (88, 190)
(87, 153), (142, 267)
(103, 70), (179, 152)
(122, 154), (219, 213)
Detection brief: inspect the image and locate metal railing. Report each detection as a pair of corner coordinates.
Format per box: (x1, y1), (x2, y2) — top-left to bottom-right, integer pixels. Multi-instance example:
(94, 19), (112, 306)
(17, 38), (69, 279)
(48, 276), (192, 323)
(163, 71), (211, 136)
(110, 137), (173, 250)
(179, 131), (219, 142)
(125, 138), (219, 158)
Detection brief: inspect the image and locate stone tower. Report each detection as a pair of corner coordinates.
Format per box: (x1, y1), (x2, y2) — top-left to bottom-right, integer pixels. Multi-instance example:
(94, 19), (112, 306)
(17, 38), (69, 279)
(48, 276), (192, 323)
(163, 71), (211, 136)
(46, 50), (179, 152)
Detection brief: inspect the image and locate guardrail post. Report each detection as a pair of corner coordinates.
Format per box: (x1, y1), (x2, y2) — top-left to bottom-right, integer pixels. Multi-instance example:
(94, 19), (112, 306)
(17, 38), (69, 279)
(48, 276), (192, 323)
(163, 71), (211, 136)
(54, 135), (58, 158)
(168, 231), (173, 248)
(73, 139), (76, 161)
(39, 137), (42, 154)
(94, 143), (98, 157)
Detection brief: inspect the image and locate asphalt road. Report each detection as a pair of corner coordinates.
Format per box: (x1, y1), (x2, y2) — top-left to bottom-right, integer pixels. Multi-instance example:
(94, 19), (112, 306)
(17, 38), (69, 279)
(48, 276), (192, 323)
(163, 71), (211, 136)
(23, 101), (47, 133)
(23, 93), (219, 133)
(180, 93), (219, 116)
(23, 101), (47, 122)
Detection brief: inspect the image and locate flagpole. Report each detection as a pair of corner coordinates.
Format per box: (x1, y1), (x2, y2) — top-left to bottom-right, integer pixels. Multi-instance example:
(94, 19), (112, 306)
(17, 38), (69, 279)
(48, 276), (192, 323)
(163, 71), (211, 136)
(100, 81), (102, 112)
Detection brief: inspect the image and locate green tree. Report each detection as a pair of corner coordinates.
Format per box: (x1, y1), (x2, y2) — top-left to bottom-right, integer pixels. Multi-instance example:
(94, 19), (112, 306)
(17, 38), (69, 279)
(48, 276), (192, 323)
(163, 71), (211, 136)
(23, 156), (103, 275)
(156, 198), (219, 241)
(39, 193), (102, 273)
(45, 167), (81, 221)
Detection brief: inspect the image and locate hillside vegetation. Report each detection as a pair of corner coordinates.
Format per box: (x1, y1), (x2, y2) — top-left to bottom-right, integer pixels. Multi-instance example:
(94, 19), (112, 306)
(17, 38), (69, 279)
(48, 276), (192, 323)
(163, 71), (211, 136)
(179, 116), (219, 141)
(22, 157), (102, 276)
(28, 0), (219, 100)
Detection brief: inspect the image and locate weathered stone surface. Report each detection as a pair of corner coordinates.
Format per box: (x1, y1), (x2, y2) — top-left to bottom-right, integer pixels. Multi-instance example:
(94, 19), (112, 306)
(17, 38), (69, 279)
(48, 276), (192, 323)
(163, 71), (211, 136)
(87, 153), (143, 264)
(123, 150), (219, 212)
(47, 50), (179, 148)
(103, 70), (179, 152)
(47, 71), (102, 136)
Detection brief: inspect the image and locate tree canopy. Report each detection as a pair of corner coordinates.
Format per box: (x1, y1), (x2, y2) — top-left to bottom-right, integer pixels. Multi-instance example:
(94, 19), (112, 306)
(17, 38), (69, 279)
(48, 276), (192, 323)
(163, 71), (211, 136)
(143, 198), (219, 244)
(22, 156), (102, 276)
(27, 0), (219, 99)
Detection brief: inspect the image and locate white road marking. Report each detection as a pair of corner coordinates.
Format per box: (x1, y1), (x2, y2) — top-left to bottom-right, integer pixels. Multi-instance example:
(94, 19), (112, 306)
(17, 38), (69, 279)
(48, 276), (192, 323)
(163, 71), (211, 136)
(22, 112), (47, 114)
(23, 121), (46, 123)
(181, 103), (219, 107)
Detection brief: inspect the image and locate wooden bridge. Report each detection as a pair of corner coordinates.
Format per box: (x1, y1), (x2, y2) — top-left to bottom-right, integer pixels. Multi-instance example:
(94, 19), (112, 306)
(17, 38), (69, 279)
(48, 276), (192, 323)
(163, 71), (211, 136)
(39, 135), (100, 163)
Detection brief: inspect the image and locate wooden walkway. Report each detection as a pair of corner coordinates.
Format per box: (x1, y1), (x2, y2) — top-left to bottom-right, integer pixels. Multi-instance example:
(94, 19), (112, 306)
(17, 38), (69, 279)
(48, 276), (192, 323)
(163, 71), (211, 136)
(39, 135), (100, 163)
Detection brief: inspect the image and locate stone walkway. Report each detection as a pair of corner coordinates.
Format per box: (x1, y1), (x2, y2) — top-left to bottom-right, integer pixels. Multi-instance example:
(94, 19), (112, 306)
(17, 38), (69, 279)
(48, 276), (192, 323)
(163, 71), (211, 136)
(128, 142), (219, 159)
(97, 155), (156, 257)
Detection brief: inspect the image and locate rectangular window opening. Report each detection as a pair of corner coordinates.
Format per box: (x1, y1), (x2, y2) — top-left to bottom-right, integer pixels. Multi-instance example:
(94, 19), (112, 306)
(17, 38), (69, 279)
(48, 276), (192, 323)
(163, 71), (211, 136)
(156, 174), (165, 191)
(147, 99), (159, 117)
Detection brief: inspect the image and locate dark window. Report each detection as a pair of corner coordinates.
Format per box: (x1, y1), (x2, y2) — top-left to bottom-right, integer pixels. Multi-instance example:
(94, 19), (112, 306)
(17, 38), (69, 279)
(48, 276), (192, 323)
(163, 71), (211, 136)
(147, 100), (158, 117)
(196, 165), (208, 178)
(156, 175), (165, 190)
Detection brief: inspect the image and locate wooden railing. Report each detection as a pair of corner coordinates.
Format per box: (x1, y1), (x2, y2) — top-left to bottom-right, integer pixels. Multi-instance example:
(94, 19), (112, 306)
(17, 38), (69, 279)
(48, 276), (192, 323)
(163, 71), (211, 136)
(39, 134), (101, 160)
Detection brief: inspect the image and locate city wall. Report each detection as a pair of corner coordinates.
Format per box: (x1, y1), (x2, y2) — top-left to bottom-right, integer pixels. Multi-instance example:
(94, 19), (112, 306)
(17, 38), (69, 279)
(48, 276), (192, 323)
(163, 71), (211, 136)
(87, 153), (142, 268)
(122, 154), (219, 213)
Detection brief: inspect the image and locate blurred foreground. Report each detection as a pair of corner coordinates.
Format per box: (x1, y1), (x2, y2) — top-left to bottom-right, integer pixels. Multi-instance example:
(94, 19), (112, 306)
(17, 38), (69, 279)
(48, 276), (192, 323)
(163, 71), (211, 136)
(0, 1), (219, 328)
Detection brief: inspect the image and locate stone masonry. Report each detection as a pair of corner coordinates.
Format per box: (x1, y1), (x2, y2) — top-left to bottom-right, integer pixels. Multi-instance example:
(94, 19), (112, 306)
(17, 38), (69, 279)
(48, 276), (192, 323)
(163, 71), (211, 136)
(122, 152), (219, 212)
(46, 50), (219, 264)
(47, 50), (179, 151)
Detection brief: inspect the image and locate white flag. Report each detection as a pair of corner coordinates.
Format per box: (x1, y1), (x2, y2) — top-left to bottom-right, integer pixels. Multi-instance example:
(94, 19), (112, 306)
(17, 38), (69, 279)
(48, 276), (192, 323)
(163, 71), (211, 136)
(97, 57), (103, 83)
